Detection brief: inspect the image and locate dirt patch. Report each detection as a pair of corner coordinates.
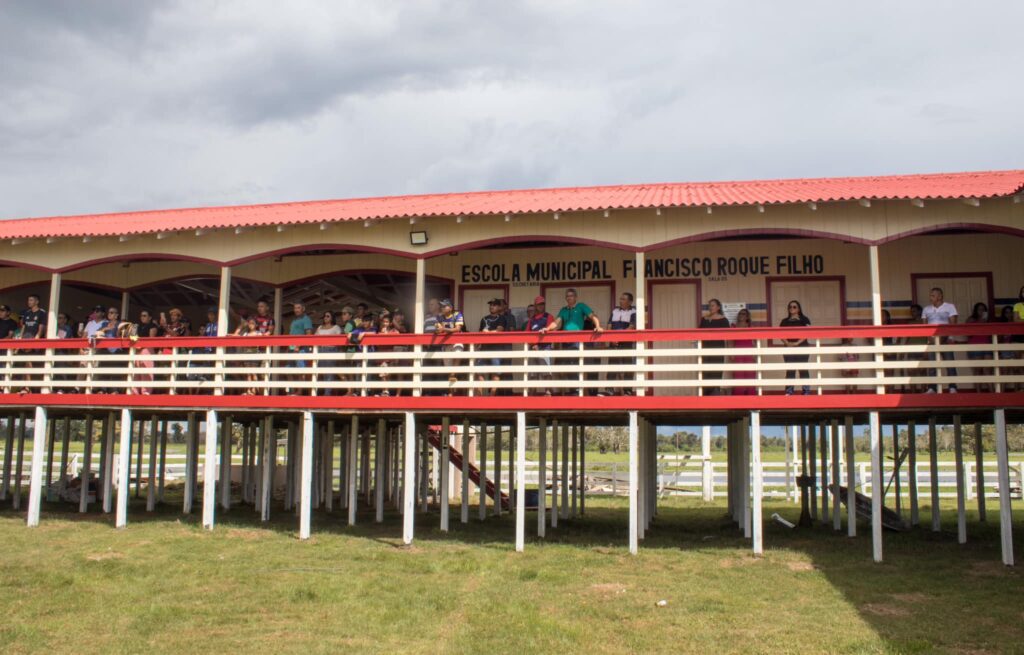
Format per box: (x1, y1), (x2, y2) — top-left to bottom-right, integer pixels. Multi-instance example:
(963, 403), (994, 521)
(890, 592), (932, 604)
(589, 582), (628, 596)
(226, 529), (266, 541)
(786, 561), (816, 572)
(718, 557), (761, 569)
(86, 551), (124, 561)
(968, 561), (1010, 578)
(861, 603), (911, 617)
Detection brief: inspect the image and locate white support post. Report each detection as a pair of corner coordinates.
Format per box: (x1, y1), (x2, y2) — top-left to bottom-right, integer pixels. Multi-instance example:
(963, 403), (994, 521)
(750, 411), (763, 556)
(550, 420), (557, 529)
(46, 273), (61, 338)
(273, 287), (283, 335)
(869, 244), (885, 394)
(461, 418), (470, 524)
(202, 410), (218, 530)
(908, 420), (919, 527)
(994, 409), (1014, 566)
(120, 291), (129, 323)
(538, 417), (547, 537)
(478, 423), (487, 521)
(560, 423), (569, 520)
(929, 417), (940, 532)
(953, 415), (966, 544)
(784, 424), (793, 503)
(146, 416), (158, 512)
(115, 409), (132, 528)
(628, 411), (639, 555)
(870, 411), (883, 563)
(261, 416), (273, 522)
(743, 415), (751, 538)
(701, 425), (713, 501)
(219, 415), (232, 511)
(80, 415), (92, 513)
(832, 419), (841, 531)
(974, 422), (986, 522)
(402, 412), (416, 545)
(102, 413), (115, 514)
(845, 415), (855, 537)
(348, 416), (358, 526)
(494, 424), (502, 517)
(571, 425), (578, 517)
(515, 411), (526, 553)
(299, 412), (313, 540)
(376, 418), (386, 524)
(820, 421), (829, 525)
(440, 416), (450, 532)
(183, 413), (196, 514)
(26, 407), (48, 527)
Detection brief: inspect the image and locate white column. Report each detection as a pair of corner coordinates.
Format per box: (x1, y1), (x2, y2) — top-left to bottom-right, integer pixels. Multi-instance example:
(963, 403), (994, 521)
(440, 417), (450, 532)
(538, 417), (547, 537)
(831, 419), (841, 531)
(461, 419), (470, 524)
(46, 273), (61, 339)
(973, 422), (986, 522)
(750, 411), (763, 556)
(701, 425), (713, 501)
(26, 407), (48, 527)
(929, 417), (940, 532)
(348, 416), (358, 526)
(845, 415), (856, 537)
(869, 412), (883, 563)
(953, 415), (966, 544)
(869, 245), (885, 393)
(260, 416), (273, 522)
(743, 415), (751, 538)
(115, 409), (132, 528)
(515, 411), (527, 553)
(628, 411), (639, 555)
(273, 287), (283, 335)
(102, 413), (115, 513)
(402, 412), (416, 545)
(202, 410), (218, 530)
(120, 291), (129, 321)
(634, 252), (646, 397)
(784, 424), (793, 503)
(376, 418), (386, 523)
(994, 409), (1015, 566)
(299, 411), (313, 540)
(908, 420), (919, 527)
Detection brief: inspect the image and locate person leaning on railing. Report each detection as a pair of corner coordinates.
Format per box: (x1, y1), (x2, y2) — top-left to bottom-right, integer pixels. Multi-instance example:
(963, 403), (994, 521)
(965, 302), (993, 393)
(93, 306), (123, 394)
(0, 304), (18, 394)
(434, 299), (466, 392)
(730, 308), (755, 396)
(348, 311), (377, 396)
(16, 293), (46, 394)
(922, 287), (958, 394)
(478, 297), (513, 397)
(538, 288), (602, 396)
(779, 300), (811, 396)
(600, 292), (636, 396)
(698, 298), (730, 396)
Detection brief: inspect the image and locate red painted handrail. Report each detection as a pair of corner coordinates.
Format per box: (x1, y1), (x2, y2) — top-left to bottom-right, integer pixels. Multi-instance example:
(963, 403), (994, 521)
(0, 323), (1021, 350)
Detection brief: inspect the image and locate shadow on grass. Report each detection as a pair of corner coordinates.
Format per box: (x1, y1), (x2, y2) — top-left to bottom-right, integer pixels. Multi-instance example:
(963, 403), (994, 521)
(3, 490), (1022, 651)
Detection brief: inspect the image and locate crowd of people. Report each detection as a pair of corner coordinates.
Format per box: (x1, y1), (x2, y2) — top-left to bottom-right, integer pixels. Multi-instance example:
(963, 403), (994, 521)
(0, 284), (1022, 396)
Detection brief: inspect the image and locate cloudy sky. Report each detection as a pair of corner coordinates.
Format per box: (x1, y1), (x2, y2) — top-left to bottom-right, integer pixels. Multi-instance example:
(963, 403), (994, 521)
(1, 1), (1021, 219)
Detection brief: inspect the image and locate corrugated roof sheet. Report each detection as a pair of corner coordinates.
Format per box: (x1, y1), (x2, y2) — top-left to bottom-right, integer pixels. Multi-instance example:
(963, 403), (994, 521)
(2, 169), (1022, 240)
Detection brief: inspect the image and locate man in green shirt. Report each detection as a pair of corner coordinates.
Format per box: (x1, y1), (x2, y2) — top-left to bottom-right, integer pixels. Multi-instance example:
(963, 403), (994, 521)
(540, 288), (603, 333)
(539, 288), (602, 395)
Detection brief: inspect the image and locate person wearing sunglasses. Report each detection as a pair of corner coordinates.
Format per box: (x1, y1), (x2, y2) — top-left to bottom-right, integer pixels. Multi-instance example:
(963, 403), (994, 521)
(779, 300), (812, 395)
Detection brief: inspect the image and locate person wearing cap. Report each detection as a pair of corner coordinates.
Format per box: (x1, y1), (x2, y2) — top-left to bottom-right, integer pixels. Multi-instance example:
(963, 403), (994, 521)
(527, 295), (557, 395)
(82, 305), (106, 338)
(348, 312), (378, 396)
(435, 299), (465, 390)
(477, 297), (513, 395)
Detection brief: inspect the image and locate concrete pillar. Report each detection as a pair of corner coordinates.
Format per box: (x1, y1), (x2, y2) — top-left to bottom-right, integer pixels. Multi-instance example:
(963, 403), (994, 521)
(994, 409), (1014, 566)
(515, 411), (527, 553)
(628, 411), (638, 555)
(115, 409), (132, 528)
(26, 407), (48, 527)
(202, 410), (218, 530)
(402, 412), (416, 545)
(870, 412), (883, 563)
(299, 412), (313, 540)
(750, 411), (763, 556)
(953, 415), (967, 544)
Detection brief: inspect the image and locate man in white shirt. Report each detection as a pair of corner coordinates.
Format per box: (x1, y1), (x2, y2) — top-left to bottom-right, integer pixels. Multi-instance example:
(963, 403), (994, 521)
(922, 287), (958, 393)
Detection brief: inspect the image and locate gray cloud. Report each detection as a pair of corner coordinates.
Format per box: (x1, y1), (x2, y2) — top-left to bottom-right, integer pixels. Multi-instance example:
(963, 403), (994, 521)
(1, 0), (1022, 219)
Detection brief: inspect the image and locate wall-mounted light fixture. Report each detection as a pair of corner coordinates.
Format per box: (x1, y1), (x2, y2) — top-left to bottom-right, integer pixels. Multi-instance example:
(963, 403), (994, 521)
(410, 230), (428, 246)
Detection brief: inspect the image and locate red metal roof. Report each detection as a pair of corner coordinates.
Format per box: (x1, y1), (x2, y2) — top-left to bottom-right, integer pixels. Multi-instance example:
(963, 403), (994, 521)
(2, 169), (1022, 240)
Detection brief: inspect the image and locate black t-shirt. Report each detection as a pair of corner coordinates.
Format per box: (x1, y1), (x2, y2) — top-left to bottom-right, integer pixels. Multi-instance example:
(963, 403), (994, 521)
(699, 316), (731, 348)
(20, 308), (46, 338)
(0, 318), (18, 339)
(779, 315), (812, 346)
(480, 312), (513, 351)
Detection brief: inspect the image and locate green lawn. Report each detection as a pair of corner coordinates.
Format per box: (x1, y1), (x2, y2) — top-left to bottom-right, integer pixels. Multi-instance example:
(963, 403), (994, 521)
(1, 494), (1021, 654)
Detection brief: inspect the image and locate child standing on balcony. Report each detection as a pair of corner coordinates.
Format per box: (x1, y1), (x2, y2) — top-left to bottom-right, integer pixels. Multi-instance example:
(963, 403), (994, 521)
(730, 308), (756, 396)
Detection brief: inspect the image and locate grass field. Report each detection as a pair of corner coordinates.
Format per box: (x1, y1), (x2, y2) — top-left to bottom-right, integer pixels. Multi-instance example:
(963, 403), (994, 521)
(1, 494), (1021, 654)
